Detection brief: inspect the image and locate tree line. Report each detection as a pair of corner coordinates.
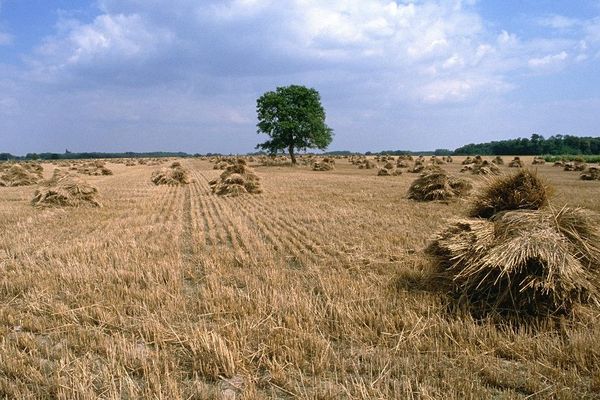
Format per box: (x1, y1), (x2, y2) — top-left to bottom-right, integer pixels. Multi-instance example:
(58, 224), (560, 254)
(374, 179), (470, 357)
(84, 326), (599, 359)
(452, 134), (600, 156)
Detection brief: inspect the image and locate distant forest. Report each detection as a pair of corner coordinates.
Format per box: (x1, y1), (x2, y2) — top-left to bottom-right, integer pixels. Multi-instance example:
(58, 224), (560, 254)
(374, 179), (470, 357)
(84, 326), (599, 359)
(0, 151), (193, 161)
(2, 134), (599, 160)
(452, 134), (600, 156)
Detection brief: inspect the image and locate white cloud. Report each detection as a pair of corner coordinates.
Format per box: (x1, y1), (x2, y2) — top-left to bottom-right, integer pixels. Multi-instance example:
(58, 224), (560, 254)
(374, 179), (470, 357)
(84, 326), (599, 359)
(528, 51), (568, 68)
(35, 13), (174, 70)
(2, 0), (600, 154)
(537, 14), (581, 29)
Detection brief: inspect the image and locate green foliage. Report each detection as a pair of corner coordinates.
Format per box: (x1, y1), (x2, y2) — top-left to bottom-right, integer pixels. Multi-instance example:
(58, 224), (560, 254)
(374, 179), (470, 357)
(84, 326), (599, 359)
(544, 155), (600, 163)
(23, 151), (190, 160)
(454, 134), (600, 156)
(256, 85), (333, 163)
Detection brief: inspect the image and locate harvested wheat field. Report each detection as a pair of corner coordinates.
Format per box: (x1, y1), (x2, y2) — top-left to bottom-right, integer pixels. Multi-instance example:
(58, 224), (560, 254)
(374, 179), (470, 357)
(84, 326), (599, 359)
(0, 156), (599, 399)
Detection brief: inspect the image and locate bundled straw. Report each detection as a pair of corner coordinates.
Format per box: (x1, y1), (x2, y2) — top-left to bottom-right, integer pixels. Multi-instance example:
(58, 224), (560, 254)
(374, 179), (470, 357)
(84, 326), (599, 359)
(0, 163), (43, 187)
(151, 163), (191, 185)
(408, 171), (472, 201)
(492, 156), (504, 165)
(471, 161), (500, 175)
(508, 157), (523, 168)
(580, 166), (600, 181)
(470, 170), (549, 218)
(77, 161), (113, 176)
(312, 158), (335, 171)
(428, 207), (600, 316)
(377, 167), (402, 176)
(209, 162), (262, 196)
(32, 170), (101, 207)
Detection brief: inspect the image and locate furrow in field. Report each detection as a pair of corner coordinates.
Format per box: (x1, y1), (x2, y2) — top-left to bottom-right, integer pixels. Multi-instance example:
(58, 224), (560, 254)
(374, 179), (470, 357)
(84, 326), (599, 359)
(194, 168), (330, 265)
(186, 170), (213, 247)
(195, 169), (326, 263)
(180, 184), (205, 287)
(227, 193), (321, 265)
(255, 194), (350, 261)
(195, 172), (243, 251)
(187, 177), (206, 248)
(193, 170), (286, 259)
(239, 194), (335, 262)
(195, 171), (296, 259)
(192, 171), (229, 247)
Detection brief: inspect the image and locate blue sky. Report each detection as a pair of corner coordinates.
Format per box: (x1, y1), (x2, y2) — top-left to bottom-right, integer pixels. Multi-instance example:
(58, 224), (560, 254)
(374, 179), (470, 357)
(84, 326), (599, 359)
(1, 0), (599, 154)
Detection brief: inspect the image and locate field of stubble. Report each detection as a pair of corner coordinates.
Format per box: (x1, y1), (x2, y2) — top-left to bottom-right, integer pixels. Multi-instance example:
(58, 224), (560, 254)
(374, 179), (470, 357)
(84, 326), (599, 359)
(0, 156), (599, 399)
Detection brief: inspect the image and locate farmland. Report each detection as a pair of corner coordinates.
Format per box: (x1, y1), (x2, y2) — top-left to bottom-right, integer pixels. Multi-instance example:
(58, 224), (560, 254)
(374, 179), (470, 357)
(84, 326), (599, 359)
(0, 156), (599, 399)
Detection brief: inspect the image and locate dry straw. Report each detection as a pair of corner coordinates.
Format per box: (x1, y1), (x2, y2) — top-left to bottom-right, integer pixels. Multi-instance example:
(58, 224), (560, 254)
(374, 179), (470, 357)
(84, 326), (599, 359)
(580, 166), (600, 181)
(470, 161), (500, 175)
(312, 158), (335, 171)
(209, 162), (262, 196)
(377, 167), (402, 176)
(428, 168), (600, 318)
(77, 161), (113, 176)
(32, 169), (101, 207)
(151, 163), (191, 185)
(492, 156), (504, 165)
(508, 157), (523, 168)
(470, 169), (549, 218)
(0, 163), (43, 187)
(408, 171), (472, 201)
(428, 207), (600, 316)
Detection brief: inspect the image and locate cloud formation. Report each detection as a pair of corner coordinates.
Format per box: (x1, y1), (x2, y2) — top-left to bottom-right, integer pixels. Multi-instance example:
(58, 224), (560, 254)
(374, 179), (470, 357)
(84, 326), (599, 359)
(1, 0), (600, 154)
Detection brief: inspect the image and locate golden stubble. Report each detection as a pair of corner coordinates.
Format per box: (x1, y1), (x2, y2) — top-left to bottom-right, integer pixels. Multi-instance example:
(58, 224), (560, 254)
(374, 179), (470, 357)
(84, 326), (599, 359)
(0, 156), (598, 399)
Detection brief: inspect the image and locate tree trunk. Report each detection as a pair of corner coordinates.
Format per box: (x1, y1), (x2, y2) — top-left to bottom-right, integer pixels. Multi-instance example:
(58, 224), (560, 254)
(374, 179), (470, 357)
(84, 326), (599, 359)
(288, 145), (297, 164)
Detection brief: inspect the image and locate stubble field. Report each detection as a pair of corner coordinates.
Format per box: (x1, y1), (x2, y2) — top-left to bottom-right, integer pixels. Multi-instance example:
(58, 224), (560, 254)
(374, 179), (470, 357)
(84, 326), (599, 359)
(0, 156), (599, 399)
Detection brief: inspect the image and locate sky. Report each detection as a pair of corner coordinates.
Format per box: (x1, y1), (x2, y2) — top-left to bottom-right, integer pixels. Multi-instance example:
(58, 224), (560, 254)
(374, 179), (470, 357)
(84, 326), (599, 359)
(1, 0), (600, 155)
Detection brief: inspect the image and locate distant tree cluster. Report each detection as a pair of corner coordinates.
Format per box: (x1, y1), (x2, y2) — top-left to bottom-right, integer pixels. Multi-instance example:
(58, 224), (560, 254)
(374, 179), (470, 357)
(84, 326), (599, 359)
(454, 134), (600, 156)
(19, 151), (191, 161)
(0, 153), (17, 161)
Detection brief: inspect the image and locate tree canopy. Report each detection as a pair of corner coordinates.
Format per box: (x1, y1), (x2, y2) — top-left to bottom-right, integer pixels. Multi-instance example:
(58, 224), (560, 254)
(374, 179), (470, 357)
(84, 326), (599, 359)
(453, 134), (600, 155)
(256, 85), (333, 164)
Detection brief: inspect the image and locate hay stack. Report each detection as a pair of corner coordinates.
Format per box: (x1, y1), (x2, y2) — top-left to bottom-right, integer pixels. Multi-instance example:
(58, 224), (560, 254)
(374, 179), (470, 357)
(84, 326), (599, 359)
(32, 170), (101, 207)
(428, 207), (600, 316)
(312, 158), (335, 171)
(358, 160), (376, 169)
(407, 171), (472, 201)
(553, 160), (565, 167)
(462, 156), (474, 165)
(209, 163), (262, 196)
(408, 163), (425, 173)
(580, 166), (600, 181)
(409, 163), (441, 174)
(430, 156), (445, 165)
(470, 169), (549, 218)
(492, 156), (504, 165)
(471, 161), (500, 175)
(0, 164), (43, 187)
(508, 157), (523, 168)
(258, 155), (289, 166)
(564, 162), (587, 172)
(77, 161), (113, 176)
(532, 157), (546, 165)
(213, 161), (231, 170)
(377, 167), (402, 176)
(151, 164), (191, 185)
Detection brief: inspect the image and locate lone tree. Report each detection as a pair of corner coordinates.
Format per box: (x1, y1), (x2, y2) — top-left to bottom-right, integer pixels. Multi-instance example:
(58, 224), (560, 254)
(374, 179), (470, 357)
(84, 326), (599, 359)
(256, 85), (333, 164)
